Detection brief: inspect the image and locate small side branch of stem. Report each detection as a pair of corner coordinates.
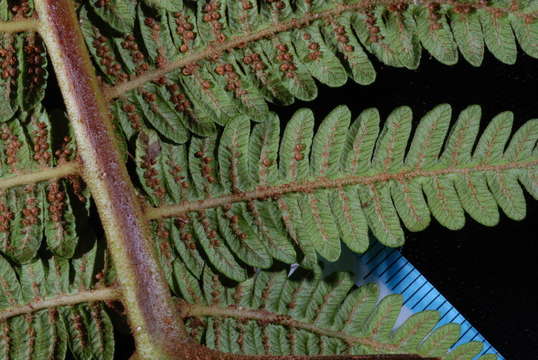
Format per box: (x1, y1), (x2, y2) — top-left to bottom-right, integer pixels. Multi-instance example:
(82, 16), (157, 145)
(0, 18), (39, 33)
(0, 161), (79, 190)
(35, 1), (189, 359)
(183, 303), (398, 352)
(0, 286), (120, 322)
(147, 159), (538, 220)
(104, 0), (510, 100)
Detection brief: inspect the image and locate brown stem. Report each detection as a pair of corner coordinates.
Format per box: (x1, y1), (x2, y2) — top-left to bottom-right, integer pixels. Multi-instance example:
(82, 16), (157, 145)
(0, 161), (78, 190)
(0, 287), (120, 322)
(147, 159), (538, 219)
(183, 303), (397, 352)
(34, 1), (188, 359)
(105, 0), (513, 100)
(0, 18), (38, 32)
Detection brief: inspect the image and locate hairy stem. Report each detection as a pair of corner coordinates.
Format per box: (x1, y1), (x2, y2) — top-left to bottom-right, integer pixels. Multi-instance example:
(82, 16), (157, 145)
(104, 0), (508, 100)
(0, 287), (120, 322)
(105, 1), (368, 99)
(0, 161), (78, 190)
(147, 159), (538, 219)
(0, 19), (38, 33)
(183, 303), (400, 352)
(34, 1), (188, 359)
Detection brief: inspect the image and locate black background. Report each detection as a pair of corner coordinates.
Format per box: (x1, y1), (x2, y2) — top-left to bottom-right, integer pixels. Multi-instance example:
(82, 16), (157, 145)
(273, 50), (538, 359)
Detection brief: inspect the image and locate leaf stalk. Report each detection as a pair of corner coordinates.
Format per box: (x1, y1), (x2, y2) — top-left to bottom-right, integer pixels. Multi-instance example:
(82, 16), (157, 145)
(183, 302), (400, 352)
(0, 18), (39, 33)
(34, 1), (190, 359)
(147, 159), (538, 220)
(0, 161), (79, 190)
(104, 0), (403, 99)
(0, 286), (120, 322)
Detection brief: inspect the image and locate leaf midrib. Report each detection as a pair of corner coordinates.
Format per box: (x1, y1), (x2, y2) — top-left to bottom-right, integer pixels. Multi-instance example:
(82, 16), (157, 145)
(103, 1), (377, 99)
(184, 302), (401, 352)
(147, 158), (538, 219)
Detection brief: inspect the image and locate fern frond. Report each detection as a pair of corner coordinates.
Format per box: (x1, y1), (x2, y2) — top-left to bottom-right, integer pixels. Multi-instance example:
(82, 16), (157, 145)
(0, 239), (117, 360)
(78, 0), (538, 141)
(175, 266), (497, 360)
(0, 2), (47, 122)
(141, 104), (538, 280)
(0, 108), (86, 263)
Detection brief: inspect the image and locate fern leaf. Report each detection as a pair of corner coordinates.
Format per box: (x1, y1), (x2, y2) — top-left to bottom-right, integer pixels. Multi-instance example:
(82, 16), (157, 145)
(392, 311), (440, 351)
(478, 354), (499, 360)
(0, 14), (47, 122)
(146, 104), (538, 278)
(178, 266), (498, 360)
(171, 216), (205, 279)
(0, 1), (531, 356)
(192, 208), (248, 282)
(444, 342), (483, 360)
(450, 8), (485, 67)
(0, 109), (83, 264)
(415, 7), (458, 65)
(509, 0), (538, 58)
(418, 323), (461, 357)
(142, 0), (182, 12)
(76, 0), (538, 141)
(0, 240), (116, 360)
(321, 12), (376, 86)
(479, 4), (518, 65)
(88, 0), (136, 34)
(294, 24), (348, 87)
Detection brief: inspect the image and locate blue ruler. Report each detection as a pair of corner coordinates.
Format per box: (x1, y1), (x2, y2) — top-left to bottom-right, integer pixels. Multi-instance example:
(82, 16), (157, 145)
(324, 241), (503, 359)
